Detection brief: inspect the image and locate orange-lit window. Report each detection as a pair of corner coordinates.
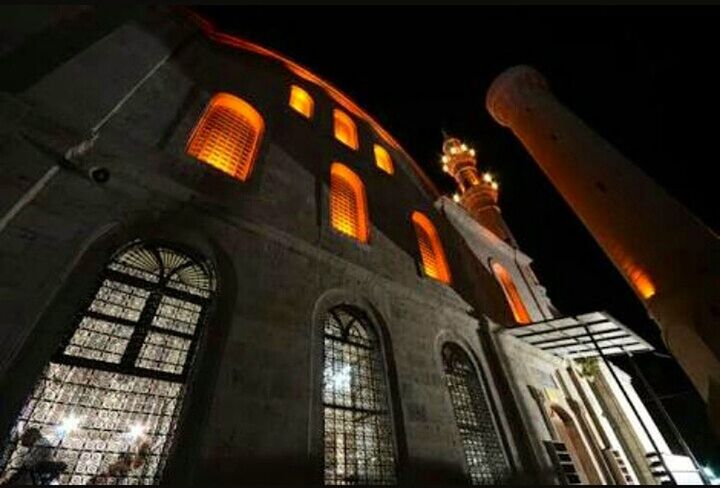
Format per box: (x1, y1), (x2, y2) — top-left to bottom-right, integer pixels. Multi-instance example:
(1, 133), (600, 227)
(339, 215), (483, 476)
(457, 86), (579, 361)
(333, 109), (359, 150)
(373, 144), (394, 175)
(289, 85), (314, 118)
(412, 211), (451, 284)
(491, 262), (531, 324)
(330, 163), (369, 243)
(186, 93), (264, 181)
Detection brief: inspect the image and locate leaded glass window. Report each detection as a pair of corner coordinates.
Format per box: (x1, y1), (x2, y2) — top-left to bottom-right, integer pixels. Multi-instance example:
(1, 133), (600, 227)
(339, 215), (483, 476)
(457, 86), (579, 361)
(442, 343), (508, 485)
(0, 241), (215, 485)
(322, 306), (397, 485)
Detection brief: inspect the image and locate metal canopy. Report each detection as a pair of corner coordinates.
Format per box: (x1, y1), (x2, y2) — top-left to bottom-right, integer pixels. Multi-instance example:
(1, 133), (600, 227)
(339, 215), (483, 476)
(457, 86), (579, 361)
(504, 311), (654, 359)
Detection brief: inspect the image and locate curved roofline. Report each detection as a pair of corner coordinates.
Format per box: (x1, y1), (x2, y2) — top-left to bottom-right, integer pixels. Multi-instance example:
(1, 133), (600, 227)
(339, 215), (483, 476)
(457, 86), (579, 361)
(175, 7), (440, 199)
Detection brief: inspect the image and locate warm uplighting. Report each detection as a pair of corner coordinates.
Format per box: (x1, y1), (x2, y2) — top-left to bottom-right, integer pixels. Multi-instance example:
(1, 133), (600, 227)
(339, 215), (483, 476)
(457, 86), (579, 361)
(491, 262), (531, 324)
(330, 163), (369, 243)
(373, 144), (394, 175)
(186, 92), (264, 181)
(333, 109), (359, 150)
(412, 211), (451, 284)
(627, 265), (656, 299)
(289, 85), (314, 118)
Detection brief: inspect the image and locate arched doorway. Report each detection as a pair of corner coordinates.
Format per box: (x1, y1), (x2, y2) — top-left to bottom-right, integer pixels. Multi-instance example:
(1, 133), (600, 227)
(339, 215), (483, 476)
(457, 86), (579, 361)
(549, 404), (602, 485)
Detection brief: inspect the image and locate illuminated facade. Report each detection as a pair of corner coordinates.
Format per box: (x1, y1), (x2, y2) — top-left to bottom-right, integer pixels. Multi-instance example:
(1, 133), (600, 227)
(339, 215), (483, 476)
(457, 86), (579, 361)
(0, 6), (708, 486)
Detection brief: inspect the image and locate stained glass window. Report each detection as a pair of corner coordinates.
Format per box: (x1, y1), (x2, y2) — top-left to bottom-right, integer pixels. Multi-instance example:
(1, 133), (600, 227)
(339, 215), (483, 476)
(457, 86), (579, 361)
(0, 241), (215, 485)
(442, 343), (509, 485)
(322, 307), (397, 485)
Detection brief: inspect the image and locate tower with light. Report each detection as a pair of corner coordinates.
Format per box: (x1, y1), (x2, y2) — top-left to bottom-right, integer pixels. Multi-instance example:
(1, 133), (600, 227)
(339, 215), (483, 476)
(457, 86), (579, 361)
(441, 136), (516, 245)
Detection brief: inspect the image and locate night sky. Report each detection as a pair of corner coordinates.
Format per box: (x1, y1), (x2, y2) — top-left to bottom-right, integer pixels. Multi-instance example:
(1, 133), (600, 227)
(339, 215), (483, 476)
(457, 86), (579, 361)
(194, 6), (719, 471)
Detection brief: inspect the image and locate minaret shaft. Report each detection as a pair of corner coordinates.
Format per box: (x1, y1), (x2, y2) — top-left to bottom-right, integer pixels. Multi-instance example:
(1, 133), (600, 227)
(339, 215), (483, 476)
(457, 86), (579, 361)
(486, 66), (720, 420)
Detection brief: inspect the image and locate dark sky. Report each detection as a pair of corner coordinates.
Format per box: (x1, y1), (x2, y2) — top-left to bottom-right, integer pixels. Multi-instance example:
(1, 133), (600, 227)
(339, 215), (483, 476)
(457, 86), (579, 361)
(194, 6), (719, 471)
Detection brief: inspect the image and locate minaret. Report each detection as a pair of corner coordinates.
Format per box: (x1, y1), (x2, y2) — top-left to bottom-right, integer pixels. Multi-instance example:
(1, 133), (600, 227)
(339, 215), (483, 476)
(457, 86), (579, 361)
(485, 65), (720, 428)
(440, 136), (516, 246)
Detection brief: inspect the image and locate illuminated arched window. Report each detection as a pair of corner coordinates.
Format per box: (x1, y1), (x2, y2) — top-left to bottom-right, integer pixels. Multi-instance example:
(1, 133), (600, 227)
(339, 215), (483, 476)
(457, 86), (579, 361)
(322, 306), (397, 485)
(411, 211), (451, 284)
(333, 109), (359, 150)
(289, 85), (314, 118)
(491, 262), (531, 324)
(186, 92), (264, 181)
(373, 144), (394, 175)
(330, 163), (369, 243)
(0, 241), (215, 485)
(442, 343), (509, 485)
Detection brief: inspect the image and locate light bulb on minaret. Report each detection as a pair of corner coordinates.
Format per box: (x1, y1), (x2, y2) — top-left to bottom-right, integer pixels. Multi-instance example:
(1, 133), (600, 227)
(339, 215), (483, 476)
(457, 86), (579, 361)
(440, 136), (516, 246)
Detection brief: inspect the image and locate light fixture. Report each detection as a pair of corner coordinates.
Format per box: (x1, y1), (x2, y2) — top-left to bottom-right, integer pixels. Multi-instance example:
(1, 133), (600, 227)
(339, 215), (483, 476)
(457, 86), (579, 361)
(329, 365), (352, 392)
(441, 155), (449, 164)
(491, 182), (499, 190)
(452, 193), (461, 203)
(59, 414), (82, 436)
(468, 149), (475, 157)
(127, 423), (146, 441)
(483, 172), (493, 183)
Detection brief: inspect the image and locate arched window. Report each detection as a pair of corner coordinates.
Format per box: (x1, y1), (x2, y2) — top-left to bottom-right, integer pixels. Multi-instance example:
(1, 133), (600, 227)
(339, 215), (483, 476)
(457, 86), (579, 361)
(373, 144), (394, 175)
(411, 211), (451, 284)
(0, 241), (215, 485)
(186, 92), (264, 181)
(490, 262), (531, 324)
(322, 306), (397, 485)
(289, 85), (314, 119)
(330, 163), (369, 243)
(442, 343), (508, 485)
(333, 109), (359, 150)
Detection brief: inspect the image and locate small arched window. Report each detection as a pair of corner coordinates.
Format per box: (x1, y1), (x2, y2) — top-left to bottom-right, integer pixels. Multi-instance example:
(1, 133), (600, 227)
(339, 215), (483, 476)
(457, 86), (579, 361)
(491, 262), (531, 324)
(330, 163), (369, 243)
(442, 343), (509, 485)
(289, 85), (314, 119)
(373, 144), (394, 175)
(411, 211), (451, 284)
(0, 241), (215, 485)
(186, 92), (264, 181)
(322, 306), (397, 485)
(333, 109), (359, 150)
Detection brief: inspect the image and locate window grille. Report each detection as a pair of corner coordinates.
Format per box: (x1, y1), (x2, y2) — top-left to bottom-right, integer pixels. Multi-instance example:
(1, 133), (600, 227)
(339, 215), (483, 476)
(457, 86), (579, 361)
(186, 92), (264, 181)
(442, 343), (508, 485)
(330, 163), (369, 243)
(411, 211), (451, 284)
(322, 306), (396, 485)
(0, 241), (215, 485)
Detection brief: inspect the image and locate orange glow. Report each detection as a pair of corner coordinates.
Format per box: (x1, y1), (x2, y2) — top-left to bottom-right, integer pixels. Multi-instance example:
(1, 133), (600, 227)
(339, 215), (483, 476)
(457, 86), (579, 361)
(289, 85), (314, 118)
(491, 262), (531, 324)
(412, 212), (451, 284)
(626, 265), (656, 299)
(373, 145), (394, 175)
(333, 110), (359, 150)
(330, 163), (369, 243)
(176, 7), (440, 197)
(186, 93), (264, 181)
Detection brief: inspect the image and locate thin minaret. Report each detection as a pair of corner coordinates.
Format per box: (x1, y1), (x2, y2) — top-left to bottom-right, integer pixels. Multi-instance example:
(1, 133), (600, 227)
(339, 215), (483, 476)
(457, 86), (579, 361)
(440, 136), (516, 246)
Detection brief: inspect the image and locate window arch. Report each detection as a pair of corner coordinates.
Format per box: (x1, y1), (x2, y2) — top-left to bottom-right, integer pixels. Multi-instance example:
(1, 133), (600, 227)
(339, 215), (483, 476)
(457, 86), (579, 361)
(490, 262), (531, 324)
(411, 211), (451, 284)
(0, 241), (215, 485)
(373, 144), (394, 175)
(330, 163), (370, 243)
(186, 92), (264, 181)
(322, 305), (397, 485)
(333, 109), (359, 150)
(289, 85), (314, 119)
(442, 343), (508, 485)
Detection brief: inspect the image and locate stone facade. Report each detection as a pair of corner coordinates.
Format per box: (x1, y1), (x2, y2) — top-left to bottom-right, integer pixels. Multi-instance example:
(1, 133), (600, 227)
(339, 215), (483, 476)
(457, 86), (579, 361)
(0, 6), (705, 486)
